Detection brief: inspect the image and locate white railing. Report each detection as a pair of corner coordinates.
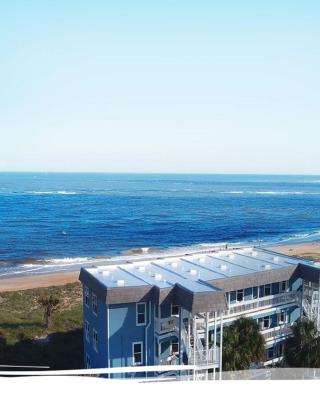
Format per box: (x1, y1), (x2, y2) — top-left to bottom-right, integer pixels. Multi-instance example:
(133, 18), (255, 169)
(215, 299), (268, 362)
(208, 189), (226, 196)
(260, 324), (293, 341)
(226, 291), (301, 317)
(158, 347), (219, 367)
(155, 316), (179, 334)
(189, 348), (219, 366)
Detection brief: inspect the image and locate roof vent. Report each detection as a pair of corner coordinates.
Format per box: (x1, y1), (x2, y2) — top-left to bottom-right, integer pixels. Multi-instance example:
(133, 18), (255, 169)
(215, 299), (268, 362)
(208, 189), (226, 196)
(263, 264), (271, 270)
(190, 269), (197, 275)
(228, 254), (235, 260)
(117, 279), (125, 287)
(155, 274), (162, 280)
(220, 264), (228, 271)
(138, 266), (145, 272)
(199, 258), (205, 263)
(171, 262), (178, 268)
(251, 251), (258, 257)
(102, 270), (110, 276)
(273, 256), (279, 262)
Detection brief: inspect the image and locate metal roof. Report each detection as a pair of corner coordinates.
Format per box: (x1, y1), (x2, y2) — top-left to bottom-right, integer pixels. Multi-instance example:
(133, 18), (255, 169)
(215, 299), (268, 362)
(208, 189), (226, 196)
(83, 247), (312, 293)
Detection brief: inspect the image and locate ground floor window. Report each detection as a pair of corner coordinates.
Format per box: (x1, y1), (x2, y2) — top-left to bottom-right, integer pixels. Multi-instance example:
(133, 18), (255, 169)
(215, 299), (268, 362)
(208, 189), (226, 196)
(133, 342), (143, 365)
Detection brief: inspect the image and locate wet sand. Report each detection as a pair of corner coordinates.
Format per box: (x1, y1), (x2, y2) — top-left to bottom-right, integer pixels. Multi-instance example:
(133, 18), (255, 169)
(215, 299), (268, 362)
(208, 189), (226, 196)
(1, 240), (320, 292)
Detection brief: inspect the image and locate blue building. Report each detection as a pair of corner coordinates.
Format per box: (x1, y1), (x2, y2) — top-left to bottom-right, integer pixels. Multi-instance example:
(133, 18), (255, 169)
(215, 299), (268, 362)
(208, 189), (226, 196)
(79, 247), (320, 376)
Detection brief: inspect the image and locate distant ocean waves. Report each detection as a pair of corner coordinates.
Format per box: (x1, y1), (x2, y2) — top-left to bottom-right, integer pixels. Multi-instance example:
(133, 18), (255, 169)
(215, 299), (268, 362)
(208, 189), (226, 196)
(1, 230), (320, 278)
(1, 173), (320, 278)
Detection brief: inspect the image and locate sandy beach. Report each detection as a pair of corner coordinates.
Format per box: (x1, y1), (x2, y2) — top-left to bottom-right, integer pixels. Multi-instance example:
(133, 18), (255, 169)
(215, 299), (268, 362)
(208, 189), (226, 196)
(0, 241), (320, 292)
(268, 240), (320, 261)
(0, 270), (80, 292)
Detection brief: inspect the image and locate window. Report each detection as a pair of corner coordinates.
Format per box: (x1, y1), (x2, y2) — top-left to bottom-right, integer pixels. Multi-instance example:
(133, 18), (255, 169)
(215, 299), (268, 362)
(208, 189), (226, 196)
(92, 293), (98, 315)
(85, 321), (90, 342)
(253, 287), (258, 299)
(264, 284), (271, 297)
(136, 303), (146, 326)
(171, 338), (179, 354)
(93, 329), (98, 352)
(267, 347), (274, 361)
(277, 343), (284, 357)
(84, 286), (90, 307)
(86, 354), (91, 369)
(263, 316), (271, 329)
(171, 304), (180, 316)
(133, 342), (143, 365)
(229, 291), (236, 304)
(280, 281), (288, 292)
(236, 289), (244, 302)
(278, 311), (287, 325)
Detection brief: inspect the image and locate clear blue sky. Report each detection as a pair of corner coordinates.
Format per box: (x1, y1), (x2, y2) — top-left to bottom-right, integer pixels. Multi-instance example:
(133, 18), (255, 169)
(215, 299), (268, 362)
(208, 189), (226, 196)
(1, 1), (319, 174)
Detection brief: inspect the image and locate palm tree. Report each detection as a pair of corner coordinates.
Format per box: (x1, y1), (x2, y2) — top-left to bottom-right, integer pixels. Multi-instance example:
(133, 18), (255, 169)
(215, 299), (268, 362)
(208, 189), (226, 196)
(284, 318), (320, 368)
(37, 295), (60, 329)
(222, 316), (265, 371)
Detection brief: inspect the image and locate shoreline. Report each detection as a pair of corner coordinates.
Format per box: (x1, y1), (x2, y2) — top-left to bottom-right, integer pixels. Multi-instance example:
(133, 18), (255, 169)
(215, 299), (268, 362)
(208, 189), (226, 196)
(1, 240), (320, 292)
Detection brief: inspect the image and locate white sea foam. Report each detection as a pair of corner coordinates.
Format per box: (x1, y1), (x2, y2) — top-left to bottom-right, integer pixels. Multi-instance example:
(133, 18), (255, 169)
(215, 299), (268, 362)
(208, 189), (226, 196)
(28, 191), (77, 195)
(46, 257), (91, 264)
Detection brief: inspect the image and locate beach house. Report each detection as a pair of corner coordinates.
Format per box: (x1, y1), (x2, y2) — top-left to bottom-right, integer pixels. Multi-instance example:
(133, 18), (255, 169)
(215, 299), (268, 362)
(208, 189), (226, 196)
(79, 247), (320, 376)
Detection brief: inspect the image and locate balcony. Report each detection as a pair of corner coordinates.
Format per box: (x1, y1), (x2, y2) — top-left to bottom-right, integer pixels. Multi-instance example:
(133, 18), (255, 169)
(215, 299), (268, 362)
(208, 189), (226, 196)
(225, 291), (301, 317)
(158, 348), (219, 367)
(155, 316), (179, 334)
(260, 323), (293, 342)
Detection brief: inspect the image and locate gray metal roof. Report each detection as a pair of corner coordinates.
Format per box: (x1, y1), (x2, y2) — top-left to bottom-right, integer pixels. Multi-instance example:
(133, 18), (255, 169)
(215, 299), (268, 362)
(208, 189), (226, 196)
(82, 247), (312, 293)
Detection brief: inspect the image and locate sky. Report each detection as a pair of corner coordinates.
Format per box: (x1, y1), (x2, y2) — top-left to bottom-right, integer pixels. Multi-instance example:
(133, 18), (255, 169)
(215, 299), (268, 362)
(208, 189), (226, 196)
(0, 1), (319, 174)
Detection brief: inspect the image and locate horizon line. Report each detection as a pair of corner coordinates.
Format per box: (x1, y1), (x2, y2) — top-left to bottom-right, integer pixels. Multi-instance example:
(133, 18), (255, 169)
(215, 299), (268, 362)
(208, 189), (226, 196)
(0, 170), (320, 176)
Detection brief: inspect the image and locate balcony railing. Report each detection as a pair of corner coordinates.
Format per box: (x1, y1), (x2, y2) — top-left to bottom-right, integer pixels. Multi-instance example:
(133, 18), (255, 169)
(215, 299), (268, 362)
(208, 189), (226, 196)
(260, 323), (293, 341)
(155, 316), (179, 334)
(158, 348), (219, 367)
(226, 291), (301, 317)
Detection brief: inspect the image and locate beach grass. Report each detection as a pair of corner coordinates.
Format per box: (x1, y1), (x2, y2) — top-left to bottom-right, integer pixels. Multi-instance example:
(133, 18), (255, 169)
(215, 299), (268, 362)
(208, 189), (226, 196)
(0, 282), (83, 369)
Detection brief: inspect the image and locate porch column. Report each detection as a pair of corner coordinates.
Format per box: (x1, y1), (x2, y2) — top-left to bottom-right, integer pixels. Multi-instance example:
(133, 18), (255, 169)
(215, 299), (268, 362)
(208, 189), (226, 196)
(219, 312), (224, 381)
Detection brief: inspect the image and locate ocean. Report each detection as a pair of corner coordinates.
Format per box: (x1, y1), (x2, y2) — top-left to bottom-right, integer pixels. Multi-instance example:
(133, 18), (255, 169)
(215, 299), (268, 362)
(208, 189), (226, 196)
(0, 172), (320, 277)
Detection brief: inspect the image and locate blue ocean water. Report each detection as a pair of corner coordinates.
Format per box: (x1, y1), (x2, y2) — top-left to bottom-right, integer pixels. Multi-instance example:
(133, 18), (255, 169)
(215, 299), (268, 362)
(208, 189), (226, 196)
(0, 173), (320, 276)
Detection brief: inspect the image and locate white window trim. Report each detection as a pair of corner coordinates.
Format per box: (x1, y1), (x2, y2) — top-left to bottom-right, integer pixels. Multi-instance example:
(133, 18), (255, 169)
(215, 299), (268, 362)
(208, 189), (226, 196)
(132, 341), (143, 366)
(84, 286), (90, 308)
(278, 311), (287, 325)
(136, 302), (147, 326)
(85, 320), (90, 343)
(236, 289), (244, 303)
(263, 315), (271, 330)
(93, 329), (98, 353)
(171, 338), (179, 355)
(264, 284), (271, 297)
(92, 293), (98, 316)
(171, 304), (180, 317)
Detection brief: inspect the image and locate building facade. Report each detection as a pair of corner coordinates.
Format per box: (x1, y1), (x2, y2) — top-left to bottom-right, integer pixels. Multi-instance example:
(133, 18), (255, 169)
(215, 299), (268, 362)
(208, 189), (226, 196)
(79, 247), (320, 376)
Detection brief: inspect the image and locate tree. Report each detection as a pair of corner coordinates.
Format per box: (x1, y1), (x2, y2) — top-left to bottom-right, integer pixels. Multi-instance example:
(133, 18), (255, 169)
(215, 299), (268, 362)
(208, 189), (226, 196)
(37, 295), (60, 329)
(222, 316), (265, 371)
(284, 318), (320, 368)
